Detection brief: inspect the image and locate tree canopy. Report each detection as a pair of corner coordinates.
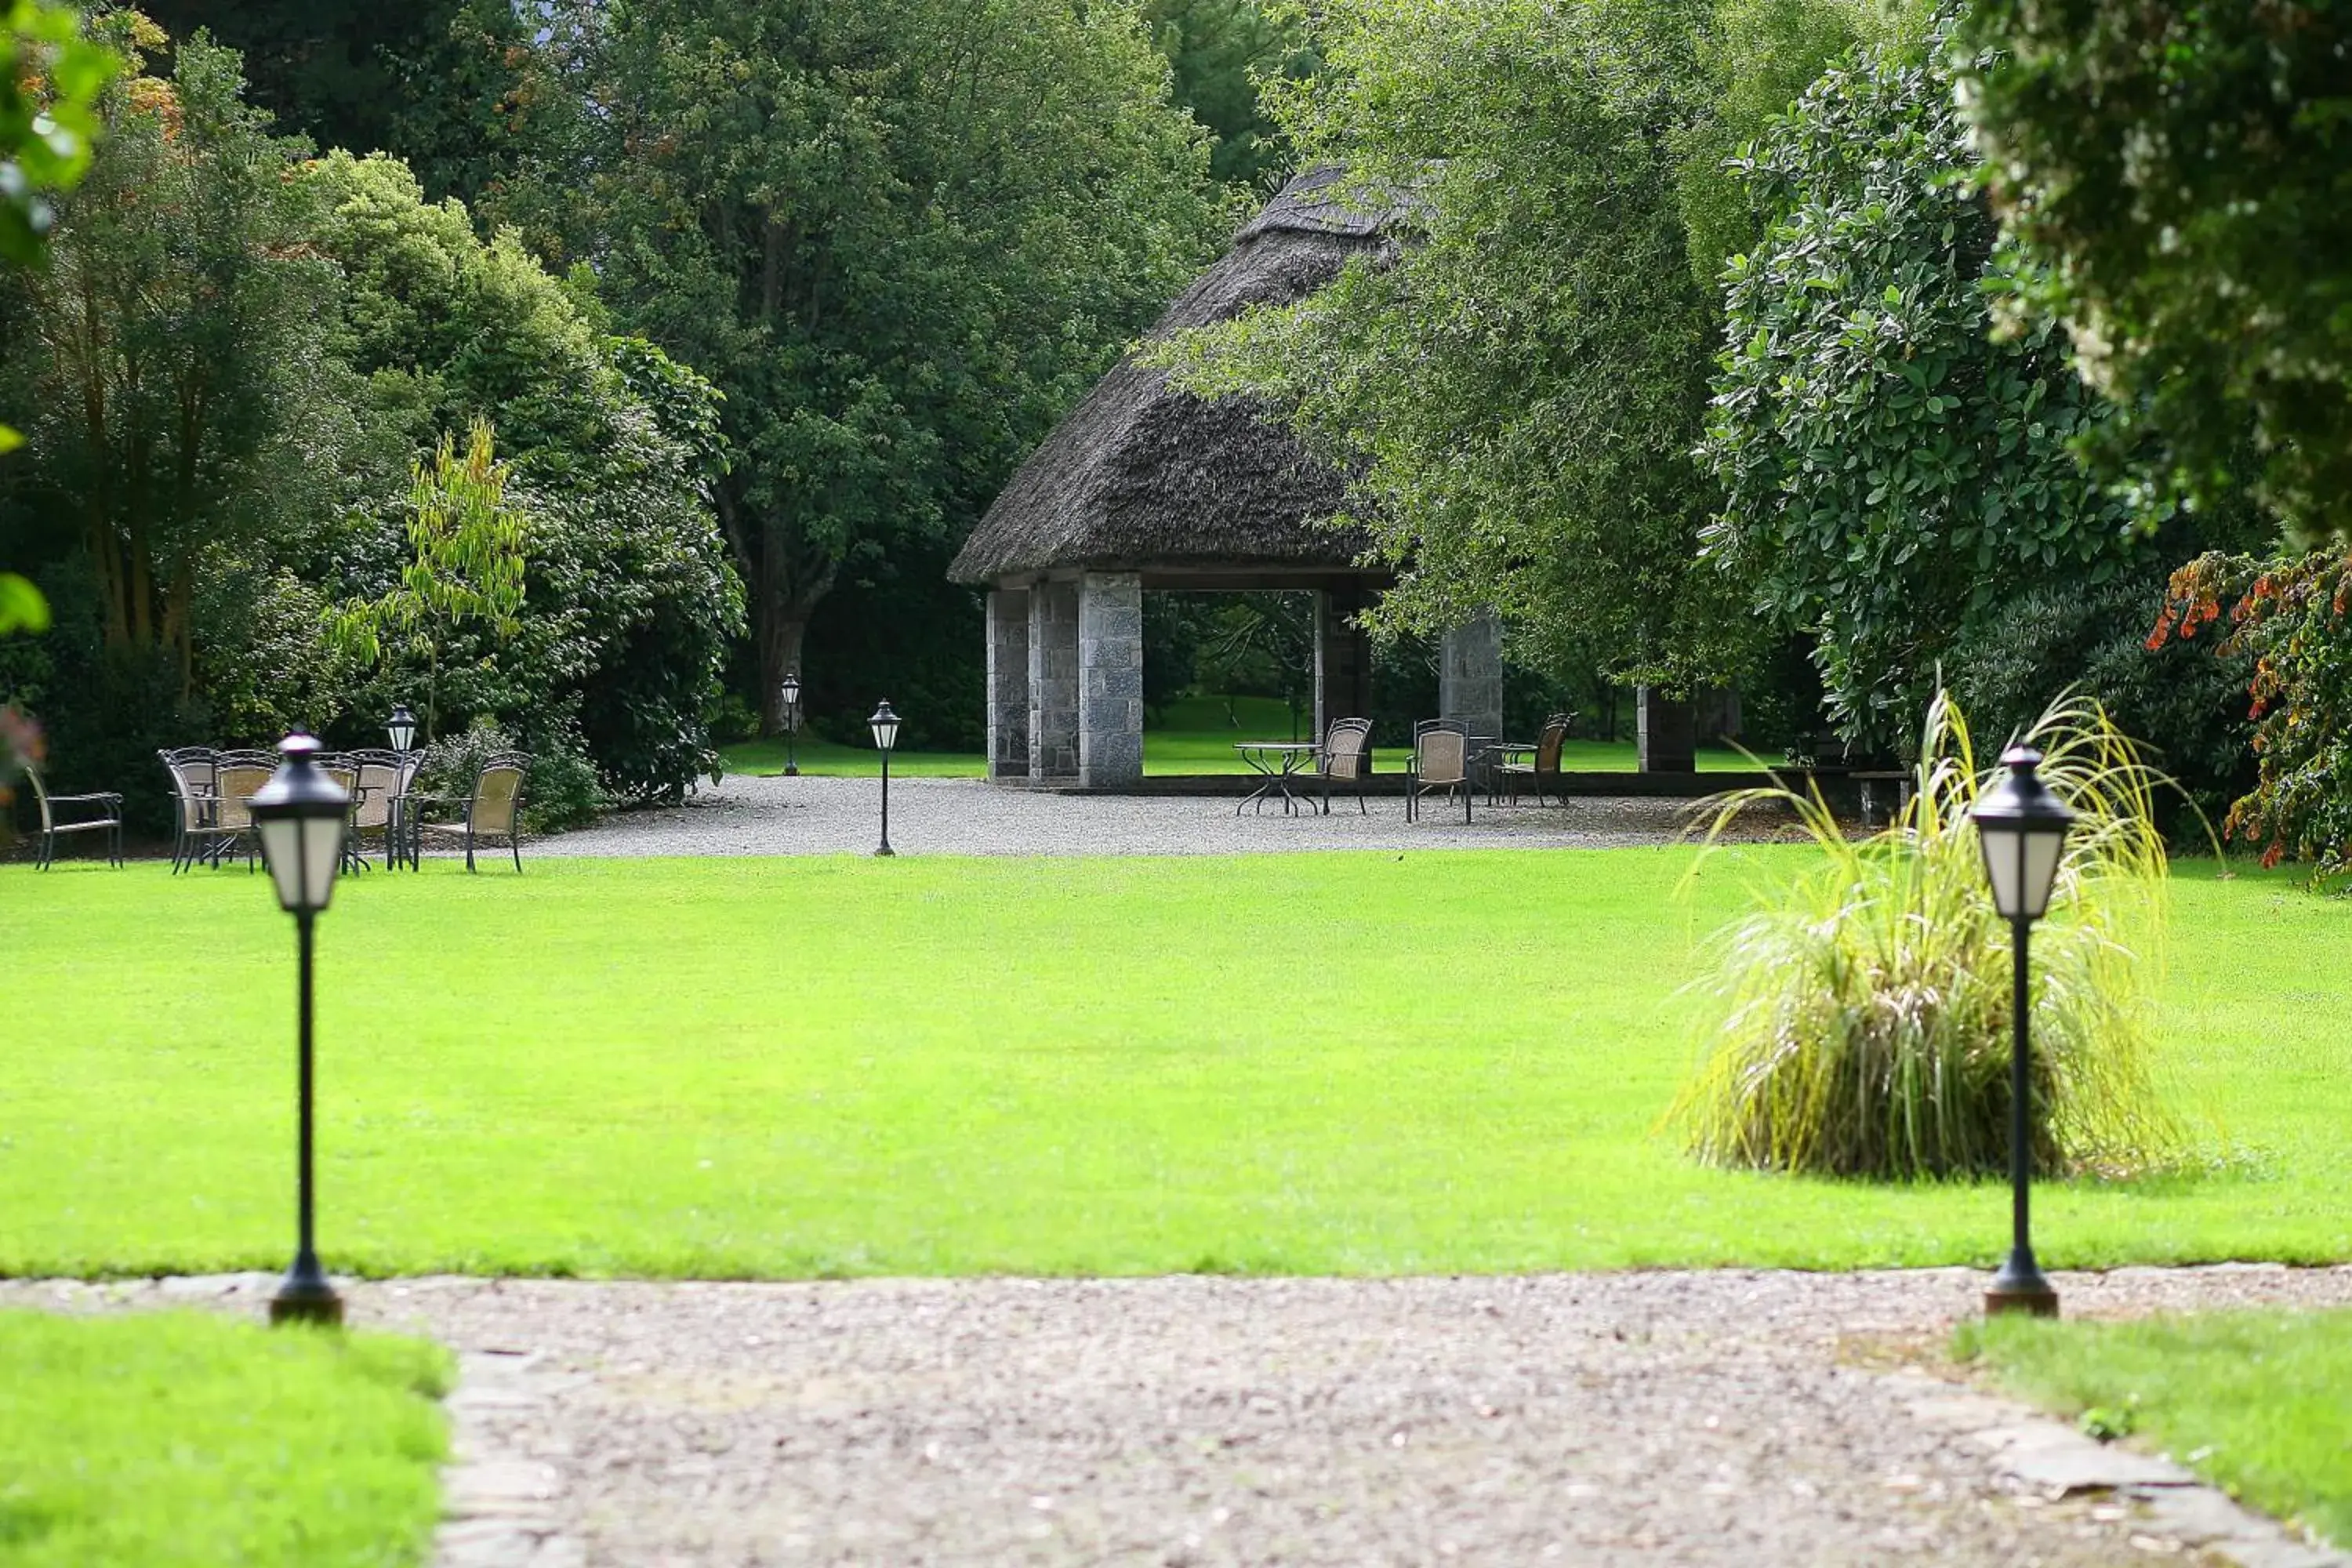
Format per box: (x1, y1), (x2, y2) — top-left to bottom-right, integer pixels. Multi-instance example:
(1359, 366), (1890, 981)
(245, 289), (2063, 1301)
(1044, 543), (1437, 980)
(1159, 0), (1748, 689)
(1702, 30), (2141, 750)
(1955, 0), (2352, 544)
(530, 0), (1225, 731)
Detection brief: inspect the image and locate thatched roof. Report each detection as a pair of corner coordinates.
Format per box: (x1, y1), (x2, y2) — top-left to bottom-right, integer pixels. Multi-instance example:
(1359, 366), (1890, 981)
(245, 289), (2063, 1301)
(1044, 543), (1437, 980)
(950, 167), (1407, 586)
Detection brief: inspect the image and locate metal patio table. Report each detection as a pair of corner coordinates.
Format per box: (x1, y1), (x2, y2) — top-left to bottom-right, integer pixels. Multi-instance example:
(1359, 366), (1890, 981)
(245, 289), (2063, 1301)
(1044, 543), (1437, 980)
(1234, 740), (1320, 815)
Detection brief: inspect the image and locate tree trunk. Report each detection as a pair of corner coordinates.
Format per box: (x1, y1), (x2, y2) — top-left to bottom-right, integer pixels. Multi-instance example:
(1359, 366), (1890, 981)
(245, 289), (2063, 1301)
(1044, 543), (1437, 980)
(743, 505), (837, 735)
(758, 609), (809, 736)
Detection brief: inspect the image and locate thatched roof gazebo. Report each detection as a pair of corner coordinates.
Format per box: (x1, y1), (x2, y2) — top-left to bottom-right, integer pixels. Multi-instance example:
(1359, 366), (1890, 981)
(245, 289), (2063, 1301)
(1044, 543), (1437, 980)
(953, 167), (1501, 788)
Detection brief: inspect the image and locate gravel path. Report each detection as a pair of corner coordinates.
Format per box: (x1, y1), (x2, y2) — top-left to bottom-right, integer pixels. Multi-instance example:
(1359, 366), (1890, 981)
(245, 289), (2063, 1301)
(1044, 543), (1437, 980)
(532, 775), (1782, 858)
(14, 1266), (2348, 1566)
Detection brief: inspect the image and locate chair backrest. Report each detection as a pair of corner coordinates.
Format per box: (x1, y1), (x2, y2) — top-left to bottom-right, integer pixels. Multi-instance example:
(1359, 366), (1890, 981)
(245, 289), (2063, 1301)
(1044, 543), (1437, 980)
(23, 764), (53, 831)
(347, 749), (401, 829)
(468, 753), (529, 834)
(158, 746), (216, 804)
(1535, 713), (1570, 775)
(212, 751), (277, 830)
(1321, 717), (1373, 779)
(1414, 719), (1468, 786)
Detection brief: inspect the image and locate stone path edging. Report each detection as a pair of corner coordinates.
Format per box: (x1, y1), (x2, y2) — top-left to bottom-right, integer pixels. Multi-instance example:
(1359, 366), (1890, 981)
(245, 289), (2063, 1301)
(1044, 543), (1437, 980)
(1894, 1371), (2346, 1568)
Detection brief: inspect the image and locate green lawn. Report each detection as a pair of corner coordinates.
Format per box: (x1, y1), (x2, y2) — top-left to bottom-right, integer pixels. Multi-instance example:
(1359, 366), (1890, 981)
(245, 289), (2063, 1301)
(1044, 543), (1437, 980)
(721, 693), (1761, 777)
(3, 851), (2346, 1278)
(1967, 1308), (2352, 1549)
(0, 1309), (449, 1566)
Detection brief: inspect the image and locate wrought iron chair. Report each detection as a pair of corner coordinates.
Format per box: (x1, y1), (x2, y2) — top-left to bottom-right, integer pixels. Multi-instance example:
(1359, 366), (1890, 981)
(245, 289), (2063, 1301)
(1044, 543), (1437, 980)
(158, 746), (218, 873)
(315, 752), (372, 873)
(200, 750), (279, 870)
(25, 765), (123, 868)
(1501, 712), (1573, 808)
(1407, 718), (1471, 823)
(1316, 717), (1374, 816)
(415, 752), (528, 872)
(345, 748), (407, 868)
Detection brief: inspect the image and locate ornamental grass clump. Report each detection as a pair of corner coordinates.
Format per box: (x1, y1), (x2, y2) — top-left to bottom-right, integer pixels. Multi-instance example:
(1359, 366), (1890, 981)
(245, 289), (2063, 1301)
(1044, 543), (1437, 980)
(1674, 692), (2182, 1181)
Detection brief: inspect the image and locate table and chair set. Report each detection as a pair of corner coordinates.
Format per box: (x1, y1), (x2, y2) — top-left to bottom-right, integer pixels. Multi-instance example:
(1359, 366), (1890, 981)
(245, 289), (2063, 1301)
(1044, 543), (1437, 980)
(153, 746), (529, 874)
(1233, 710), (1576, 820)
(18, 744), (531, 873)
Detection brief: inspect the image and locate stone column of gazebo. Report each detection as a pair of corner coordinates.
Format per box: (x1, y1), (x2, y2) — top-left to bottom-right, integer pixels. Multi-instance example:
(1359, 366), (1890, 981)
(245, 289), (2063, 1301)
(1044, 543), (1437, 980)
(953, 166), (1679, 789)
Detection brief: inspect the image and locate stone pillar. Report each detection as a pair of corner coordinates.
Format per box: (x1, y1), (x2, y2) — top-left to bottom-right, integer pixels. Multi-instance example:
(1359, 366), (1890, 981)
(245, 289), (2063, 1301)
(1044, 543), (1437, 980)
(1027, 578), (1080, 781)
(985, 587), (1030, 782)
(1078, 571), (1145, 789)
(1313, 587), (1374, 747)
(1636, 685), (1696, 772)
(1439, 608), (1504, 739)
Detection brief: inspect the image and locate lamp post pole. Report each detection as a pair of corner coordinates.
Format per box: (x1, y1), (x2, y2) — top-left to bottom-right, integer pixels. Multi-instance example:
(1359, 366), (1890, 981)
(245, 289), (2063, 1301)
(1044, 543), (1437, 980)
(779, 672), (801, 778)
(249, 733), (351, 1327)
(1987, 913), (2056, 1316)
(1972, 744), (2071, 1320)
(869, 699), (900, 857)
(387, 704), (418, 871)
(277, 907), (339, 1323)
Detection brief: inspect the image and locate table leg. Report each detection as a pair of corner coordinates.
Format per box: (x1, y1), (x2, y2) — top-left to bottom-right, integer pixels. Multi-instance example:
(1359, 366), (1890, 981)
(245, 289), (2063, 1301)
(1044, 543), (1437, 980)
(1237, 753), (1276, 815)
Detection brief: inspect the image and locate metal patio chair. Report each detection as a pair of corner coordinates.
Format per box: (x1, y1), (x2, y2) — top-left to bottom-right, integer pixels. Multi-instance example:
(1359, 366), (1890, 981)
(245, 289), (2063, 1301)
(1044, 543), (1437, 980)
(1501, 712), (1573, 808)
(158, 746), (219, 873)
(345, 747), (409, 868)
(24, 765), (123, 868)
(199, 750), (279, 870)
(414, 752), (528, 872)
(1408, 718), (1471, 824)
(1316, 717), (1374, 816)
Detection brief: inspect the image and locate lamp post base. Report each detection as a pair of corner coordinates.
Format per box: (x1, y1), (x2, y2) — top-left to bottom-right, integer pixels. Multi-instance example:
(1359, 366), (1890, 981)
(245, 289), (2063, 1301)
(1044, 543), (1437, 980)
(270, 1254), (344, 1327)
(874, 844), (895, 857)
(1984, 1250), (2059, 1318)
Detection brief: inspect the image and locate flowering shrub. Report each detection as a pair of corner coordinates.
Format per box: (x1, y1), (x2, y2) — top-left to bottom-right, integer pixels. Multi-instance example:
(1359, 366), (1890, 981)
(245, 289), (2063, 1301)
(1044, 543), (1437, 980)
(2151, 550), (2352, 875)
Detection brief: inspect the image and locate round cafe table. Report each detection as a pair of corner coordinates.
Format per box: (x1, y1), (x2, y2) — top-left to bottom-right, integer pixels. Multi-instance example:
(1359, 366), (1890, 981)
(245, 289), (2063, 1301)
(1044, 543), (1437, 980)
(1233, 741), (1319, 815)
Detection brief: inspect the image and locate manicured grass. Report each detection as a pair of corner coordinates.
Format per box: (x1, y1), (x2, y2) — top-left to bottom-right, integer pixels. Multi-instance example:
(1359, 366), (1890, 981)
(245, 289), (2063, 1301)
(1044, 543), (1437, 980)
(1966, 1308), (2352, 1548)
(2, 852), (2347, 1278)
(0, 1309), (450, 1566)
(723, 693), (1759, 777)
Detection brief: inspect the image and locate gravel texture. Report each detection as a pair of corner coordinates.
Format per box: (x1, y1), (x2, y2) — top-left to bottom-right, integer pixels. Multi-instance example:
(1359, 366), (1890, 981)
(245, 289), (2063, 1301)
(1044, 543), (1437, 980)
(528, 775), (1785, 858)
(10, 1266), (2348, 1566)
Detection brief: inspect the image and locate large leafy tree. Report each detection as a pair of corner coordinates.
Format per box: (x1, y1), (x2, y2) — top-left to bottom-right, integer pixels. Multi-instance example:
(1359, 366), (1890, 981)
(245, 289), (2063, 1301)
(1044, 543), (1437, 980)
(1160, 0), (1751, 688)
(135, 0), (539, 205)
(299, 151), (744, 800)
(0, 24), (357, 695)
(1955, 0), (2352, 543)
(1143, 0), (1307, 189)
(530, 0), (1222, 732)
(1702, 32), (2140, 749)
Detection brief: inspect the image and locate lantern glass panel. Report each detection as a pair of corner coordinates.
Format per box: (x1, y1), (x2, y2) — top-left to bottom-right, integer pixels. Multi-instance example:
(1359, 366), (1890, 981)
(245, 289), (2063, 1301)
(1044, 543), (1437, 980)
(258, 814), (344, 914)
(869, 706), (900, 751)
(1977, 822), (2066, 921)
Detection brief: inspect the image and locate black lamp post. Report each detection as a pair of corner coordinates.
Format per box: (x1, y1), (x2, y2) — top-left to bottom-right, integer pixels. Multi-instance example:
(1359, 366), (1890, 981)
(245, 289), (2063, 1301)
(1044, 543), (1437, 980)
(779, 670), (802, 777)
(869, 699), (900, 856)
(385, 705), (419, 871)
(249, 733), (352, 1327)
(1970, 744), (2074, 1319)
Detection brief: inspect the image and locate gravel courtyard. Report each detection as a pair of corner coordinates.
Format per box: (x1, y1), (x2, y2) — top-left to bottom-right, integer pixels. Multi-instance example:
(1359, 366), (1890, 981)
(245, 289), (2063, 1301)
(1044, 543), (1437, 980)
(13, 1267), (2348, 1568)
(531, 774), (1779, 858)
